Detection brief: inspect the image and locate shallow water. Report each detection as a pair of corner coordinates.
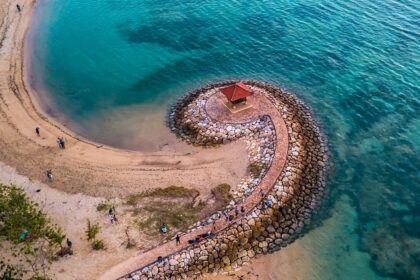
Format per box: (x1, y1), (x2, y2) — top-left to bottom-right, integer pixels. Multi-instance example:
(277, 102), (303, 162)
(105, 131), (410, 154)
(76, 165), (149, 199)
(29, 0), (419, 279)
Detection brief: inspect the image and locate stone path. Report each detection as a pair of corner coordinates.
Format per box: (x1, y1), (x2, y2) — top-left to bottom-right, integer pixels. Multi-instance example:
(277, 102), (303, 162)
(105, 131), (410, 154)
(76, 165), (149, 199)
(99, 90), (289, 280)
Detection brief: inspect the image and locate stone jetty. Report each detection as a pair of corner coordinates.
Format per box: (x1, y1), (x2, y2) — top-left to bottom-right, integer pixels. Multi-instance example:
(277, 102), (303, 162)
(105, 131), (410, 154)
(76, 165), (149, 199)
(104, 80), (328, 280)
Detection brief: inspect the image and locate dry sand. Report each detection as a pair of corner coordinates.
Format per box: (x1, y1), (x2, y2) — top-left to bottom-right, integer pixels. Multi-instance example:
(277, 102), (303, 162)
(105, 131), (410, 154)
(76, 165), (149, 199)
(0, 1), (313, 279)
(0, 161), (314, 280)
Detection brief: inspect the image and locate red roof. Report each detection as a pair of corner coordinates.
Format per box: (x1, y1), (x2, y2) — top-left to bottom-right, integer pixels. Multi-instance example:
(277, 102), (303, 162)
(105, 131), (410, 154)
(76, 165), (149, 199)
(220, 82), (253, 102)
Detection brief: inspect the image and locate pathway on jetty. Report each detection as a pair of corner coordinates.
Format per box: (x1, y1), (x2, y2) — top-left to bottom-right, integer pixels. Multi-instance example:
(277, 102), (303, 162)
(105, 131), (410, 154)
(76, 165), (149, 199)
(100, 90), (289, 280)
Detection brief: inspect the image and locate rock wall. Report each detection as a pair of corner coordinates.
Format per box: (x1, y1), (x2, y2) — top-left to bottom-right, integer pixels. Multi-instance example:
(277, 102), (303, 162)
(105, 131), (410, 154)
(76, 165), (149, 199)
(122, 81), (328, 280)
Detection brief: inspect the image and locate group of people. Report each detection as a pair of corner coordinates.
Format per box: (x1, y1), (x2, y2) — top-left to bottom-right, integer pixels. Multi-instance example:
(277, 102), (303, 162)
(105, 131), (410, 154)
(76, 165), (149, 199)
(108, 207), (118, 224)
(34, 127), (66, 149)
(220, 204), (246, 223)
(34, 127), (67, 182)
(187, 231), (214, 245)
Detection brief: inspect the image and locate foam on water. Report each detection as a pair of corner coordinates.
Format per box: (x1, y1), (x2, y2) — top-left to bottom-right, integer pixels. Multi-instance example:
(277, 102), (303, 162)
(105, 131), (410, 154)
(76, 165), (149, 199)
(29, 0), (419, 279)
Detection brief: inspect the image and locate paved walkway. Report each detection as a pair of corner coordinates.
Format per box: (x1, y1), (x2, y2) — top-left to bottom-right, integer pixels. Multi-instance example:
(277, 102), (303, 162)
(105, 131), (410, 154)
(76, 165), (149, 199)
(99, 90), (289, 280)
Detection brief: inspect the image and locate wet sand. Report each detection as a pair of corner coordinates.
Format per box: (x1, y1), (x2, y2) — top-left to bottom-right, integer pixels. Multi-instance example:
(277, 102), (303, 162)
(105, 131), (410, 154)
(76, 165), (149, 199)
(72, 103), (195, 153)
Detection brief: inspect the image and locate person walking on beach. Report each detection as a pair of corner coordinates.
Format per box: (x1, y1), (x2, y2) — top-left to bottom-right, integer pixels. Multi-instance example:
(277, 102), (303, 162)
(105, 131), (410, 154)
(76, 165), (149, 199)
(57, 137), (66, 149)
(16, 4), (21, 12)
(108, 208), (118, 224)
(35, 127), (40, 137)
(66, 238), (72, 249)
(175, 234), (180, 245)
(60, 137), (66, 149)
(46, 169), (53, 182)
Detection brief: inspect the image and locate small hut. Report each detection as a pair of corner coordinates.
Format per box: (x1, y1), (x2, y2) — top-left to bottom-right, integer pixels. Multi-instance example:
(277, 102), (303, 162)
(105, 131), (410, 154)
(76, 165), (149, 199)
(220, 82), (253, 108)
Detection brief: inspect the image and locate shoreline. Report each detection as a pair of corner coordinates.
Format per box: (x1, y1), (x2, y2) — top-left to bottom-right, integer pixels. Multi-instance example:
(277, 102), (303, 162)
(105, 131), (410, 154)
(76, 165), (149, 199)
(0, 0), (250, 200)
(24, 0), (204, 153)
(24, 6), (186, 153)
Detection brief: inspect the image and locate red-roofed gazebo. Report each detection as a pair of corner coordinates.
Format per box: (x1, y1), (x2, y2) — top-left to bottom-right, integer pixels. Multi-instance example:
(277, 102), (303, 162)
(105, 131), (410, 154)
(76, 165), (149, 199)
(220, 82), (253, 105)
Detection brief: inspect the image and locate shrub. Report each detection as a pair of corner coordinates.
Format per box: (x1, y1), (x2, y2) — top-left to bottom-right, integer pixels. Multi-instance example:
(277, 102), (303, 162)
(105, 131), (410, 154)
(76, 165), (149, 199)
(30, 275), (50, 280)
(212, 184), (232, 205)
(125, 194), (139, 206)
(85, 220), (100, 241)
(0, 185), (49, 242)
(96, 202), (110, 212)
(92, 239), (105, 250)
(124, 228), (136, 249)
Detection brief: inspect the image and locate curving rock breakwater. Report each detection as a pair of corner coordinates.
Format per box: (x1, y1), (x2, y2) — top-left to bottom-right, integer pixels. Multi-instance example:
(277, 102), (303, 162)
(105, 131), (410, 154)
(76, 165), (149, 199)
(121, 81), (328, 280)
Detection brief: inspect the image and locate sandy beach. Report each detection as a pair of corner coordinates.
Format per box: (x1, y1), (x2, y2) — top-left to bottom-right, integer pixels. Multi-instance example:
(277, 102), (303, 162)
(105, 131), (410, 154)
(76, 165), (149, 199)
(0, 1), (313, 279)
(0, 0), (249, 200)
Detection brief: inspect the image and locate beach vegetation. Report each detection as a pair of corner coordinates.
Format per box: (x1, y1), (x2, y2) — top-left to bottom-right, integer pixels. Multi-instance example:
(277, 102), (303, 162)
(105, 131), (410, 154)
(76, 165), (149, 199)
(0, 184), (66, 279)
(126, 194), (138, 206)
(137, 203), (198, 235)
(85, 220), (100, 241)
(85, 219), (105, 251)
(125, 185), (199, 206)
(96, 202), (111, 212)
(145, 185), (198, 198)
(127, 184), (235, 238)
(124, 227), (136, 249)
(30, 274), (50, 280)
(92, 239), (105, 250)
(211, 183), (232, 206)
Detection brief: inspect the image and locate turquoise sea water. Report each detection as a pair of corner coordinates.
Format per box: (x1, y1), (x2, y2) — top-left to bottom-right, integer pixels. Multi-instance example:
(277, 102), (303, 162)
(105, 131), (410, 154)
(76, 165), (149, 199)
(29, 0), (419, 279)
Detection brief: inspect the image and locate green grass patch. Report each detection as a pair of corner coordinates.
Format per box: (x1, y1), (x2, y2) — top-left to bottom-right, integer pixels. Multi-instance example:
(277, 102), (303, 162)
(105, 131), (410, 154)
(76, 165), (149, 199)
(126, 194), (139, 206)
(146, 185), (198, 198)
(92, 239), (105, 250)
(96, 202), (111, 212)
(85, 220), (100, 241)
(125, 185), (199, 206)
(137, 203), (199, 235)
(212, 184), (232, 205)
